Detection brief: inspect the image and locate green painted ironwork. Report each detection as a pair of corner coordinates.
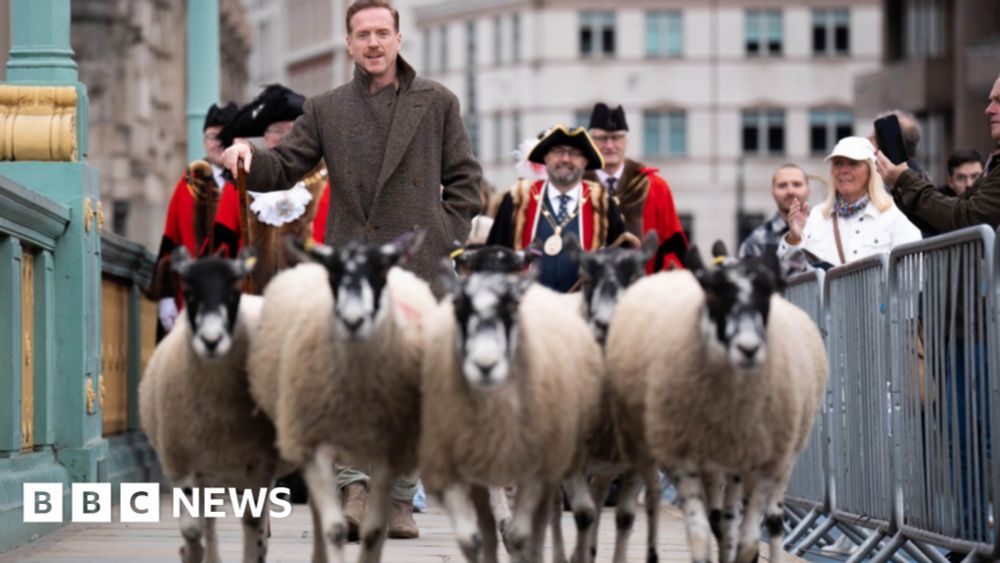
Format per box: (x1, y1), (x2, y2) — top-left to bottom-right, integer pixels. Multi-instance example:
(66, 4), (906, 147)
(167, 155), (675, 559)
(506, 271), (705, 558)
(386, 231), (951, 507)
(187, 0), (221, 163)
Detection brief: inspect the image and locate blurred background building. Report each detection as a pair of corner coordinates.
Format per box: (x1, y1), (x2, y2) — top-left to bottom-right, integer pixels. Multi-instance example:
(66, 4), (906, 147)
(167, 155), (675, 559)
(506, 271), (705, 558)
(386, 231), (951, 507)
(855, 0), (1000, 184)
(3, 0), (999, 250)
(0, 0), (251, 251)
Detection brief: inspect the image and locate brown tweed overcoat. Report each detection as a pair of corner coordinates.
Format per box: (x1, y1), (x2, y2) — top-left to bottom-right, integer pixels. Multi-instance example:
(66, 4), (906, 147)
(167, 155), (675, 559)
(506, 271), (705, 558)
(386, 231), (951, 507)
(245, 56), (482, 296)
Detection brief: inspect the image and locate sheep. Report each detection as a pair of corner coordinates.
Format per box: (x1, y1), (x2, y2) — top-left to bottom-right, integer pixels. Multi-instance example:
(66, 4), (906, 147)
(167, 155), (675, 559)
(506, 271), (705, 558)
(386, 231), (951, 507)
(563, 232), (665, 563)
(247, 234), (436, 563)
(139, 247), (279, 563)
(605, 243), (827, 563)
(419, 267), (605, 563)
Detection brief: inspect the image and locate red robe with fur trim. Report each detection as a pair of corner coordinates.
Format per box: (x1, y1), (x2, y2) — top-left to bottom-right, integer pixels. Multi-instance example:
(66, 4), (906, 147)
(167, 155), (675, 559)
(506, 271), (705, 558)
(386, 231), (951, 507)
(486, 179), (625, 252)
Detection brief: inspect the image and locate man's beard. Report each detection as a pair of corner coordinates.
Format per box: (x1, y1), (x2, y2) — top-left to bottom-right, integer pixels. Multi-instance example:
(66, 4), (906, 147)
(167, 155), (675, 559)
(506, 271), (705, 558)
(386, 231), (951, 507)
(549, 166), (583, 188)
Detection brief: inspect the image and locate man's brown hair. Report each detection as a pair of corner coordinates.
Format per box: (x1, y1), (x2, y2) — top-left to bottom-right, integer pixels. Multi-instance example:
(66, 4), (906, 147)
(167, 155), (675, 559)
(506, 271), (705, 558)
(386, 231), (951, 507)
(346, 0), (399, 34)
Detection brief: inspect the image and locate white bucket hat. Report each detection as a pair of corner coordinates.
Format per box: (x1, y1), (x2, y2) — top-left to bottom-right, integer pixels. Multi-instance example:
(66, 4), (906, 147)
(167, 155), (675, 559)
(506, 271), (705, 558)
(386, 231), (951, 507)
(824, 136), (876, 163)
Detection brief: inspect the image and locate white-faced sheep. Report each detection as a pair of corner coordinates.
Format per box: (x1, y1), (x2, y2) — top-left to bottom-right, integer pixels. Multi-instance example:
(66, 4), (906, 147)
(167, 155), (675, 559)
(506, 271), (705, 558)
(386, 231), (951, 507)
(606, 244), (827, 563)
(419, 268), (605, 563)
(247, 235), (436, 563)
(139, 247), (280, 563)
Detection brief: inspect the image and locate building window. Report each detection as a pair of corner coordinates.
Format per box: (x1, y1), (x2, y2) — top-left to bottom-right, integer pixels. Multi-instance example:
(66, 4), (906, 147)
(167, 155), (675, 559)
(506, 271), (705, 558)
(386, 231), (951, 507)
(422, 28), (432, 74)
(810, 109), (853, 155)
(813, 9), (849, 55)
(678, 212), (694, 246)
(742, 109), (785, 155)
(493, 16), (502, 65)
(439, 26), (448, 73)
(466, 115), (480, 159)
(644, 110), (687, 157)
(580, 11), (616, 58)
(746, 9), (782, 57)
(574, 110), (590, 129)
(494, 113), (504, 163)
(646, 11), (682, 58)
(511, 14), (521, 63)
(511, 110), (522, 155)
(112, 200), (130, 236)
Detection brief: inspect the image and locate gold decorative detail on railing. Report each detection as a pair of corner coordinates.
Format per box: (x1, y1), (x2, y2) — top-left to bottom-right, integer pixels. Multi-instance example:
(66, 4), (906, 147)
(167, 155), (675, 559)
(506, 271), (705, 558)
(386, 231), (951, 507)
(22, 251), (35, 451)
(102, 278), (129, 436)
(85, 376), (95, 415)
(83, 198), (93, 233)
(98, 374), (106, 411)
(0, 85), (77, 162)
(97, 201), (105, 233)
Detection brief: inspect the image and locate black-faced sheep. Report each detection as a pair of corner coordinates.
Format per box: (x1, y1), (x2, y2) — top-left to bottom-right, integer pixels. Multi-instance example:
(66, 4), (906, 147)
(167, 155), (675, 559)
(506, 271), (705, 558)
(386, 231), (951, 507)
(606, 245), (827, 563)
(139, 248), (278, 563)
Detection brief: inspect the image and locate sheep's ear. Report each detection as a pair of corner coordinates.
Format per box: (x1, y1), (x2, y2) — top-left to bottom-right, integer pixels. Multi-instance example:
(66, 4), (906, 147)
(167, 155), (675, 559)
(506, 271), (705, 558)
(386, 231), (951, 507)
(683, 245), (706, 275)
(760, 251), (785, 292)
(233, 247), (257, 278)
(512, 269), (536, 299)
(450, 245), (475, 276)
(171, 247), (192, 276)
(639, 230), (659, 262)
(711, 240), (729, 261)
(564, 233), (583, 266)
(386, 228), (427, 266)
(439, 257), (461, 296)
(284, 235), (328, 264)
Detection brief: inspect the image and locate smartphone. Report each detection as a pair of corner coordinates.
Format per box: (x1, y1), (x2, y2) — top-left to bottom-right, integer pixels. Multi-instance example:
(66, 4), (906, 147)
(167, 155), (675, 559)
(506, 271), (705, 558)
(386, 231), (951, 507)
(874, 114), (909, 165)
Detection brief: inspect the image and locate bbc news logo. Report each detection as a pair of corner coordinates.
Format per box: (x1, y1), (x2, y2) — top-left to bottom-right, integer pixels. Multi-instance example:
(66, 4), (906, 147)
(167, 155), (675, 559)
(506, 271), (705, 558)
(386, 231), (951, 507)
(23, 483), (292, 523)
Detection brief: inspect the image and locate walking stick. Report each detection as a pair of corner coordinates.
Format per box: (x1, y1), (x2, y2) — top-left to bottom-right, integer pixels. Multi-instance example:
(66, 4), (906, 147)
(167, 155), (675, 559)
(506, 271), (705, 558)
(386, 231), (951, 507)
(236, 157), (255, 294)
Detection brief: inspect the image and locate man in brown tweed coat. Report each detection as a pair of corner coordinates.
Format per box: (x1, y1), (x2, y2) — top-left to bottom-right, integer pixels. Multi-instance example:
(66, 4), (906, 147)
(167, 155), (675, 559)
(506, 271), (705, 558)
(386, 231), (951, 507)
(222, 0), (481, 543)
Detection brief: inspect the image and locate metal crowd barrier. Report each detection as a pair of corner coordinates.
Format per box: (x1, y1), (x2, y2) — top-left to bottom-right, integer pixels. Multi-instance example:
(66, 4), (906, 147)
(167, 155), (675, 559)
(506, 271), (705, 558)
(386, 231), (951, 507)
(782, 271), (831, 545)
(780, 226), (1000, 563)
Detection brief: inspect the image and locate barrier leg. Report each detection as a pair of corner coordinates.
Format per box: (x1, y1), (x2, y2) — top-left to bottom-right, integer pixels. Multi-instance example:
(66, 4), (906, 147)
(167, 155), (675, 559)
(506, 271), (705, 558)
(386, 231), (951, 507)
(869, 531), (907, 563)
(783, 508), (819, 549)
(899, 540), (935, 563)
(911, 540), (950, 563)
(845, 530), (884, 563)
(790, 515), (836, 555)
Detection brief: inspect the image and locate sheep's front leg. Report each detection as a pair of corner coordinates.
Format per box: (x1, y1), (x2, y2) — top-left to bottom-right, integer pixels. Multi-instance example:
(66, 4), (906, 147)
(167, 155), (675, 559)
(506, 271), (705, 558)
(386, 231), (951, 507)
(763, 473), (792, 563)
(719, 474), (744, 563)
(488, 485), (512, 553)
(309, 496), (328, 563)
(640, 466), (662, 563)
(507, 480), (546, 563)
(177, 485), (205, 563)
(441, 483), (483, 562)
(736, 476), (773, 563)
(471, 485), (501, 563)
(537, 487), (561, 563)
(564, 473), (597, 563)
(704, 471), (725, 547)
(611, 471), (643, 563)
(302, 444), (347, 563)
(675, 463), (712, 563)
(242, 494), (270, 563)
(358, 466), (393, 563)
(587, 473), (616, 562)
(203, 512), (221, 563)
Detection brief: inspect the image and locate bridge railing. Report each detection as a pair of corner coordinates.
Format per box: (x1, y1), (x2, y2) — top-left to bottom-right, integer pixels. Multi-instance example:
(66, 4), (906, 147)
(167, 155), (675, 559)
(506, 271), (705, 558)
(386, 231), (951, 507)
(783, 226), (999, 562)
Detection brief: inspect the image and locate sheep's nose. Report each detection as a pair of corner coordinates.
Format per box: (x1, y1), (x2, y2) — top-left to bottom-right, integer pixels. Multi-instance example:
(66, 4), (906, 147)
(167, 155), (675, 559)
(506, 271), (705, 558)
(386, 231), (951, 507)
(737, 343), (758, 359)
(475, 361), (496, 379)
(342, 317), (364, 333)
(201, 336), (220, 353)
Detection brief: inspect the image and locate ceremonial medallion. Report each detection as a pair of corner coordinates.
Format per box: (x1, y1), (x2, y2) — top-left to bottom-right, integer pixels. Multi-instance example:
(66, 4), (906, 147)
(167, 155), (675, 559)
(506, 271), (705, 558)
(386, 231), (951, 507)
(544, 234), (563, 256)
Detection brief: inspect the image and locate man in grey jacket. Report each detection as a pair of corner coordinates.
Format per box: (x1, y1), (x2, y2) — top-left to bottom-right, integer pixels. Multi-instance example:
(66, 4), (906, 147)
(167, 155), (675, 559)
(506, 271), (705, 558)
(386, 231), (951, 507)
(222, 0), (481, 541)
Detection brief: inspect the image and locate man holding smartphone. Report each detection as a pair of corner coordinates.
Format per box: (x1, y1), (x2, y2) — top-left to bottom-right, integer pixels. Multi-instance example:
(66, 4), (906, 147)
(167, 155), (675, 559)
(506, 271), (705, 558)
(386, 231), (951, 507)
(876, 74), (1000, 231)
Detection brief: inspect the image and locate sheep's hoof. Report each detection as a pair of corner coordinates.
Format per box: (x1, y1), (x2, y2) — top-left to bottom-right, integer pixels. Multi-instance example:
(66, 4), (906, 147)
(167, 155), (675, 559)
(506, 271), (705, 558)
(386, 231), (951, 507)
(179, 543), (204, 563)
(459, 531), (483, 561)
(499, 519), (514, 555)
(362, 528), (383, 550)
(326, 522), (347, 547)
(709, 509), (723, 542)
(574, 509), (595, 530)
(646, 546), (658, 563)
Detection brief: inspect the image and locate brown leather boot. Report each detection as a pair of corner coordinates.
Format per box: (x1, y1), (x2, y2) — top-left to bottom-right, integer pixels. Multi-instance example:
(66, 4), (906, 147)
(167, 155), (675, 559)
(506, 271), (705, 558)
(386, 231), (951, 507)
(340, 483), (367, 542)
(387, 498), (420, 539)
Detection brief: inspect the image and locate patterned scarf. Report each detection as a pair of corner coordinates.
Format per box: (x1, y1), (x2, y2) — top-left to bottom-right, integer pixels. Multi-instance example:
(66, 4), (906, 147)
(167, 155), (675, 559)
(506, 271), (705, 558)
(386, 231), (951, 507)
(834, 194), (869, 219)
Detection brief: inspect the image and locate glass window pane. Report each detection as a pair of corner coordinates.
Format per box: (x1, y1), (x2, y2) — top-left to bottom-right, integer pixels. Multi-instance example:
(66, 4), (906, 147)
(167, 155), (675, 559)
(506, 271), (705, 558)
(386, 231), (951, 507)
(603, 28), (616, 55)
(835, 26), (849, 53)
(581, 28), (593, 55)
(646, 14), (660, 56)
(644, 111), (662, 157)
(667, 13), (683, 57)
(810, 126), (827, 153)
(813, 26), (826, 53)
(768, 126), (784, 153)
(669, 113), (686, 156)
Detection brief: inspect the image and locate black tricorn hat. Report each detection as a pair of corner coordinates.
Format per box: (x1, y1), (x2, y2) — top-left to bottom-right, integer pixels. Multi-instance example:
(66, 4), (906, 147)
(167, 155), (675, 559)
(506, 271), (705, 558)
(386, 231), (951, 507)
(203, 102), (239, 132)
(588, 103), (628, 132)
(219, 84), (306, 147)
(528, 125), (605, 171)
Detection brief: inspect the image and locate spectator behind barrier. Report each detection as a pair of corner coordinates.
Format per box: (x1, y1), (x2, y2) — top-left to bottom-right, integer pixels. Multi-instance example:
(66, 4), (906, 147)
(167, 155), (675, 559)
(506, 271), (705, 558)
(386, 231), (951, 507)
(738, 163), (811, 260)
(777, 136), (921, 273)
